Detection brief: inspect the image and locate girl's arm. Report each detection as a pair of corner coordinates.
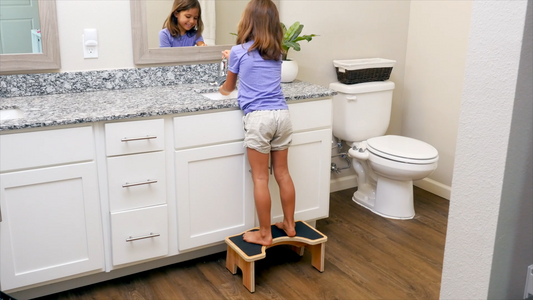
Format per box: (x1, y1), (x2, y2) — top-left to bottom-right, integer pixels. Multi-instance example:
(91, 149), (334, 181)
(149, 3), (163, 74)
(196, 41), (206, 46)
(219, 71), (237, 95)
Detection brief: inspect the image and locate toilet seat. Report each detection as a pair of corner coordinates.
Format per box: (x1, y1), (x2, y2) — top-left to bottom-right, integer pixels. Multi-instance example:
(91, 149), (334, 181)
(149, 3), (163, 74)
(366, 135), (438, 164)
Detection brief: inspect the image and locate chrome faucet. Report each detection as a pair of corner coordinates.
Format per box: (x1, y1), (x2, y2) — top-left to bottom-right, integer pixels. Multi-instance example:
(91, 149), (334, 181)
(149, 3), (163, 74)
(220, 57), (228, 77)
(211, 57), (228, 86)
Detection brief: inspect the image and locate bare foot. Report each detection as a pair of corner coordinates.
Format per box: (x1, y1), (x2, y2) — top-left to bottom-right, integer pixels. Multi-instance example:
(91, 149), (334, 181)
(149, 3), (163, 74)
(243, 230), (272, 246)
(275, 221), (296, 237)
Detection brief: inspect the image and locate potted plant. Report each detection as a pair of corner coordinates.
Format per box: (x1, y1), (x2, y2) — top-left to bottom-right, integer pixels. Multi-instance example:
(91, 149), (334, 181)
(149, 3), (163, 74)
(281, 21), (318, 82)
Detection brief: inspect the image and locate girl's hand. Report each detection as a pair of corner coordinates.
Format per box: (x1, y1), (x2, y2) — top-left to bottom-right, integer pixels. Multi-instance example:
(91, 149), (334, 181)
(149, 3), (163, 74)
(197, 41), (207, 46)
(222, 50), (231, 59)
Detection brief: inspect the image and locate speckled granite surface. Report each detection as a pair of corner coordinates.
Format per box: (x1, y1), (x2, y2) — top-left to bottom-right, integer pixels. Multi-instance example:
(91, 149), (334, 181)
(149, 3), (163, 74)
(0, 80), (336, 131)
(0, 65), (219, 98)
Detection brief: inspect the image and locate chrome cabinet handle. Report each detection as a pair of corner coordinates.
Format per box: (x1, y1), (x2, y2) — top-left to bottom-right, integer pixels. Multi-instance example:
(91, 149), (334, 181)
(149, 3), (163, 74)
(126, 232), (160, 242)
(122, 179), (157, 188)
(121, 135), (157, 142)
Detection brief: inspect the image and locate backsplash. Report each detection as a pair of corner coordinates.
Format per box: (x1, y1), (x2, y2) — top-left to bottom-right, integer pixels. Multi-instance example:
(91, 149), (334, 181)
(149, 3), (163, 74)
(0, 64), (218, 98)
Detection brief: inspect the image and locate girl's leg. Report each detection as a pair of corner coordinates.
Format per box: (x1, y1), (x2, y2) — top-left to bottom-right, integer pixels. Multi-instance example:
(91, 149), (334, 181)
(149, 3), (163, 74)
(271, 149), (296, 237)
(244, 148), (273, 246)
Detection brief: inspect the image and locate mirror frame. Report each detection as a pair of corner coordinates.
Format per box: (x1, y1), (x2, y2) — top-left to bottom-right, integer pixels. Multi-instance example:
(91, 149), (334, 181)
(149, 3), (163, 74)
(130, 0), (230, 65)
(0, 0), (61, 74)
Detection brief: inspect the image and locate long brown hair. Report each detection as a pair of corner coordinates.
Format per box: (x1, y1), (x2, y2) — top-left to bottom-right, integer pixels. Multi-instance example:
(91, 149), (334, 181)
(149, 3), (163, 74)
(236, 0), (283, 60)
(162, 0), (204, 39)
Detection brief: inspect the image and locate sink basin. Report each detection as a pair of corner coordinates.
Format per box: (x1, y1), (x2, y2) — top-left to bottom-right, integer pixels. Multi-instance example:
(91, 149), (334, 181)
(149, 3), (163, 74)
(201, 90), (238, 100)
(0, 108), (24, 121)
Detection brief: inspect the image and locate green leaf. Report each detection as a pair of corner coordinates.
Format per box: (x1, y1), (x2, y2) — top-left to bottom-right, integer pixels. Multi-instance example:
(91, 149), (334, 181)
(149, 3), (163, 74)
(283, 22), (300, 43)
(289, 25), (304, 42)
(280, 21), (318, 59)
(284, 41), (300, 51)
(294, 34), (318, 43)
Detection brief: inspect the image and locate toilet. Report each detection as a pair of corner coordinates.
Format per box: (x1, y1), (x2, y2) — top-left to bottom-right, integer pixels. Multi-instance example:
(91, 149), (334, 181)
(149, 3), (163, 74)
(329, 81), (439, 219)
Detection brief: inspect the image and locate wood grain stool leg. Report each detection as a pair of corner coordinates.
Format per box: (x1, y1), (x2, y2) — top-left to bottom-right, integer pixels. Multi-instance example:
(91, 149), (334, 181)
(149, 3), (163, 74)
(237, 256), (255, 293)
(225, 245), (238, 274)
(308, 243), (325, 272)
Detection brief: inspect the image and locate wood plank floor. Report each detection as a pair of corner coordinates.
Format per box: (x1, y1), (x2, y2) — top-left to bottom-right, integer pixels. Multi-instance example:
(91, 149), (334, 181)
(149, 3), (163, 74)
(36, 187), (449, 300)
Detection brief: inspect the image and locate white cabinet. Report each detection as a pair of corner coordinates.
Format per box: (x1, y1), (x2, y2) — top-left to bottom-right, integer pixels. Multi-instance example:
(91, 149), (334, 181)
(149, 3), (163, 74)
(174, 100), (332, 251)
(0, 127), (104, 291)
(269, 129), (332, 222)
(269, 100), (332, 223)
(104, 119), (169, 267)
(174, 110), (254, 251)
(110, 205), (168, 266)
(0, 96), (332, 295)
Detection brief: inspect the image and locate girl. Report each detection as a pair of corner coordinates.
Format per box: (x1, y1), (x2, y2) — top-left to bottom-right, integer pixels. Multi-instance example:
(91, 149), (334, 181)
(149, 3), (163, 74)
(159, 0), (206, 47)
(219, 0), (296, 246)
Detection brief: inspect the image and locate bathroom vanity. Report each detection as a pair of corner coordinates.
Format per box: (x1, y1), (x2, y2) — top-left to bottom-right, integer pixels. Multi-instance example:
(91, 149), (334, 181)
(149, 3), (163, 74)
(0, 80), (335, 298)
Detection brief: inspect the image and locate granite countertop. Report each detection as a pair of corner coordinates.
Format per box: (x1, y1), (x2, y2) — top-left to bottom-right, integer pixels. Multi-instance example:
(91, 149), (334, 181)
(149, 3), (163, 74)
(0, 81), (336, 131)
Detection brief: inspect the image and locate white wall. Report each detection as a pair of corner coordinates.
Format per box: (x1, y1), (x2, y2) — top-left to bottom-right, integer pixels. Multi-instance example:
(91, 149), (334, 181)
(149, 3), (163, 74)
(278, 0), (412, 192)
(403, 1), (471, 199)
(56, 0), (134, 72)
(440, 1), (531, 298)
(279, 1), (471, 199)
(279, 0), (410, 138)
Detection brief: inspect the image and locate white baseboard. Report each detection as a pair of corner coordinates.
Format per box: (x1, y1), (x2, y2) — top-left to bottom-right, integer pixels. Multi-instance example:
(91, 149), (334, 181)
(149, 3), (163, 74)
(414, 177), (451, 200)
(330, 175), (451, 201)
(330, 175), (357, 193)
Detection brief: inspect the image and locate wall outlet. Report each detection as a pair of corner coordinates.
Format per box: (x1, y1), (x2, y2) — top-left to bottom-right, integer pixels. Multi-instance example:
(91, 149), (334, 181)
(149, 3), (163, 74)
(83, 29), (98, 59)
(524, 265), (533, 299)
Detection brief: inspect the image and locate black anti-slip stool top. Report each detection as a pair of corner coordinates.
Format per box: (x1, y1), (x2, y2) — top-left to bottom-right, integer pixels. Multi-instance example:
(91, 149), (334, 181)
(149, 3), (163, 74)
(226, 221), (327, 261)
(225, 220), (328, 293)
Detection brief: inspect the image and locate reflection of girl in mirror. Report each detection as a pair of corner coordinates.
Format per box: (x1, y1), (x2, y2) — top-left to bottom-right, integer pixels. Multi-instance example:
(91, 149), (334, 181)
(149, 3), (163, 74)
(159, 0), (206, 47)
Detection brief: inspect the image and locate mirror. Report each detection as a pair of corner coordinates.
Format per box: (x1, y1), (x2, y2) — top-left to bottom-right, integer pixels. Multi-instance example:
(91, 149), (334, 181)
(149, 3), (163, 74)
(131, 0), (280, 65)
(0, 0), (61, 74)
(144, 1), (246, 48)
(131, 0), (231, 65)
(0, 0), (41, 54)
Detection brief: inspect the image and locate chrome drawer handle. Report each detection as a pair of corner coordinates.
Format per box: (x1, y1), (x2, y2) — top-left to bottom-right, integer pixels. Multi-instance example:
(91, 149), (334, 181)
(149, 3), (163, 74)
(126, 232), (160, 242)
(121, 135), (157, 142)
(122, 179), (157, 188)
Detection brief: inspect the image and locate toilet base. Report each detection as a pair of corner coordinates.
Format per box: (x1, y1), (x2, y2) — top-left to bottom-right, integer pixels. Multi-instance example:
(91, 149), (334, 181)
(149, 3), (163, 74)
(352, 176), (415, 220)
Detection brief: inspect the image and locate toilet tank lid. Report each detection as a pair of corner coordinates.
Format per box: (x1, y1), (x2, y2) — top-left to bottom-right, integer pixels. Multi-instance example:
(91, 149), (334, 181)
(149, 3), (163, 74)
(329, 81), (395, 94)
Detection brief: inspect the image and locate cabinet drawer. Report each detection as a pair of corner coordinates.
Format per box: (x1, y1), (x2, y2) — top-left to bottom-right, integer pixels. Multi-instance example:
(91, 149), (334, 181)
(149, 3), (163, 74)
(174, 110), (244, 149)
(289, 99), (332, 132)
(107, 151), (167, 212)
(105, 119), (165, 156)
(110, 205), (168, 266)
(0, 126), (94, 172)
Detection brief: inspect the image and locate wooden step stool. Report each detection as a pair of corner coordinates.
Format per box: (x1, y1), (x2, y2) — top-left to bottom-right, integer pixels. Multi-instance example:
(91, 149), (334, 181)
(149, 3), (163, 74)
(225, 221), (327, 293)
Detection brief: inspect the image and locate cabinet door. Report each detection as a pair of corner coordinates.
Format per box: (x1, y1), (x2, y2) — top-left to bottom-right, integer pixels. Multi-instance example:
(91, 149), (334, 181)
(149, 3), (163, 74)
(175, 142), (254, 251)
(0, 163), (104, 291)
(269, 129), (332, 223)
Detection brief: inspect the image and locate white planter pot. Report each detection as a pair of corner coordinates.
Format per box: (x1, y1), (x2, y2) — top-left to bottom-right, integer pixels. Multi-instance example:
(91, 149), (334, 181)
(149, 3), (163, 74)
(281, 60), (298, 83)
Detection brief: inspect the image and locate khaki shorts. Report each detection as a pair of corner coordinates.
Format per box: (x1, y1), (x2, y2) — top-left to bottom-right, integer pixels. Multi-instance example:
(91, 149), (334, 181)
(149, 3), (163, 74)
(243, 110), (293, 154)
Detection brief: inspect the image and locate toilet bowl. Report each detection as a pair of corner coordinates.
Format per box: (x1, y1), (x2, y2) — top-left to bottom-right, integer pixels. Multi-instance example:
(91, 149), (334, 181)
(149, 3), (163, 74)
(329, 80), (439, 219)
(348, 135), (438, 219)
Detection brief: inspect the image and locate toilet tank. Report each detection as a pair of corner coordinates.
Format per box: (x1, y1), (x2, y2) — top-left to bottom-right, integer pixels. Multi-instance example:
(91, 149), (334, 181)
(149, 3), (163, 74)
(329, 81), (395, 142)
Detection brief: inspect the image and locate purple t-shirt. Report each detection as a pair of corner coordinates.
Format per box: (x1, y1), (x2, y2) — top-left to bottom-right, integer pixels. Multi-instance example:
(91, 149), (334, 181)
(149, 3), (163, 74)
(228, 41), (287, 115)
(159, 28), (204, 47)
